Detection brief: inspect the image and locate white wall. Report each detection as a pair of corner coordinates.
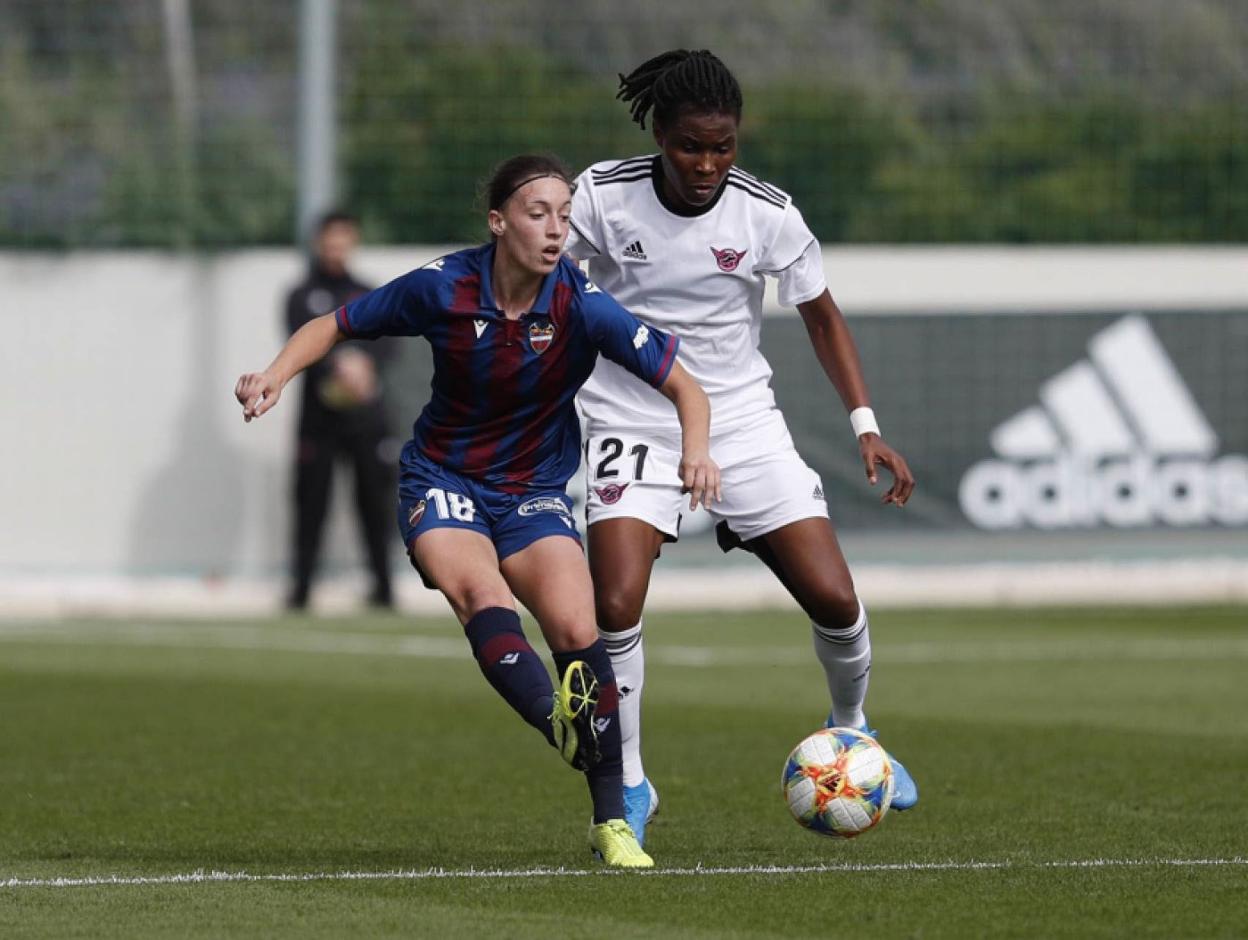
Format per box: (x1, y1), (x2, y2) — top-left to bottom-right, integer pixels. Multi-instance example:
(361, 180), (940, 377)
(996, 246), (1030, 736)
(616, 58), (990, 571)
(0, 247), (454, 578)
(1, 246), (1245, 580)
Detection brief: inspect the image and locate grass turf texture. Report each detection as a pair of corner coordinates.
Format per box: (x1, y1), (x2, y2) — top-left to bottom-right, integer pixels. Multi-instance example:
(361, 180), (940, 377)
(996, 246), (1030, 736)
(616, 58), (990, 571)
(1, 607), (1245, 938)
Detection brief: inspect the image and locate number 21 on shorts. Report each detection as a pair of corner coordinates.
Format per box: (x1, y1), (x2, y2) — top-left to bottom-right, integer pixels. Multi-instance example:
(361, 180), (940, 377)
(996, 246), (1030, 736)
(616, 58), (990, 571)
(593, 437), (650, 483)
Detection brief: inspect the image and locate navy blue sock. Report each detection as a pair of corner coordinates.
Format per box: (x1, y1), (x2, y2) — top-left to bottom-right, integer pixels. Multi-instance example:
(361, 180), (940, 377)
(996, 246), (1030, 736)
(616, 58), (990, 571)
(463, 607), (554, 744)
(553, 641), (624, 824)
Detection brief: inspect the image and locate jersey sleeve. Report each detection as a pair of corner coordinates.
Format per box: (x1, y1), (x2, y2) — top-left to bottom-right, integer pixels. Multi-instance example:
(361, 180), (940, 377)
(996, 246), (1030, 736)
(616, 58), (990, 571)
(334, 266), (441, 339)
(759, 203), (826, 308)
(565, 169), (605, 261)
(578, 282), (679, 389)
(775, 237), (828, 307)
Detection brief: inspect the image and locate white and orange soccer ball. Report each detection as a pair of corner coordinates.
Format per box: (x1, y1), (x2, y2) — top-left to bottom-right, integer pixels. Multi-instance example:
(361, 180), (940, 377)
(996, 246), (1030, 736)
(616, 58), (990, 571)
(782, 727), (895, 838)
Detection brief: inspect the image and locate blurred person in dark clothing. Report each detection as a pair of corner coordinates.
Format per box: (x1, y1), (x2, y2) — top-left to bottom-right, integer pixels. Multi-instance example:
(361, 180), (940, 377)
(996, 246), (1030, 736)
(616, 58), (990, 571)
(285, 210), (396, 610)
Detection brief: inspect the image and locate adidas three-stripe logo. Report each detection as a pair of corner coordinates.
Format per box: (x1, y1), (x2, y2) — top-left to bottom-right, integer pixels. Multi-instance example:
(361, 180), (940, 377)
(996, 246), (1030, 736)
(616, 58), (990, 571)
(591, 157), (651, 187)
(726, 168), (786, 209)
(960, 315), (1247, 529)
(622, 240), (647, 261)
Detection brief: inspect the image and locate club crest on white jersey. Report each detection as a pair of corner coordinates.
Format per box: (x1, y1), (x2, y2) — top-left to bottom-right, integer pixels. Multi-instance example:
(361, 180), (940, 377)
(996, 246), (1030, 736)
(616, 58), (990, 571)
(710, 246), (748, 272)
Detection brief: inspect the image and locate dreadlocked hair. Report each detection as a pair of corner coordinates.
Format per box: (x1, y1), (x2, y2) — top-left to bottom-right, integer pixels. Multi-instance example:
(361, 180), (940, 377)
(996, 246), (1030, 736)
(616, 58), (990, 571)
(616, 49), (743, 130)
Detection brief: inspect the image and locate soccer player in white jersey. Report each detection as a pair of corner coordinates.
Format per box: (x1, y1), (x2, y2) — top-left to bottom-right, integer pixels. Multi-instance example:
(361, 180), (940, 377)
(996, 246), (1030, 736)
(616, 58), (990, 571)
(565, 49), (919, 845)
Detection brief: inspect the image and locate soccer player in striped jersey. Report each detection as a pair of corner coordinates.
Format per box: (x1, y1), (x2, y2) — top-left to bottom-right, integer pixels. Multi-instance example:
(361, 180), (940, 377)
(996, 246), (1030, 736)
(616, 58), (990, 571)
(565, 51), (919, 845)
(235, 154), (721, 868)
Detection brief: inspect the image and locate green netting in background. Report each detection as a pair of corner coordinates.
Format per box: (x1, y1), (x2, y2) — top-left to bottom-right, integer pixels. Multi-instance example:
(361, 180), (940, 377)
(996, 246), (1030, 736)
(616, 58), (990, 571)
(2, 0), (1246, 247)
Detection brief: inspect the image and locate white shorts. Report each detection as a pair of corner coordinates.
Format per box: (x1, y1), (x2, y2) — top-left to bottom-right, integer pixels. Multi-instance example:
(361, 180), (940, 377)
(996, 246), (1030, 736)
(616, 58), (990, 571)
(584, 409), (829, 543)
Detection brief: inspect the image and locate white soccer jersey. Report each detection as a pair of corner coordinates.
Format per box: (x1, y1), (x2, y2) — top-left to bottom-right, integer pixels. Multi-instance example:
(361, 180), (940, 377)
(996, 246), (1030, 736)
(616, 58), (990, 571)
(567, 154), (827, 434)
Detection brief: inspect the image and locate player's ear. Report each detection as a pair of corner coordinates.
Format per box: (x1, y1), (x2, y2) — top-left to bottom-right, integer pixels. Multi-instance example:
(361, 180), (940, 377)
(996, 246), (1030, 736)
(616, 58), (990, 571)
(488, 209), (505, 239)
(651, 121), (665, 150)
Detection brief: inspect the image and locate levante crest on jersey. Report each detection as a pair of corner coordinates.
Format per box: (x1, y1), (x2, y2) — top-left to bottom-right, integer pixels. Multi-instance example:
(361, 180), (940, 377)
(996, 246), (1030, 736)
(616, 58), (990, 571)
(710, 246), (748, 272)
(529, 321), (555, 354)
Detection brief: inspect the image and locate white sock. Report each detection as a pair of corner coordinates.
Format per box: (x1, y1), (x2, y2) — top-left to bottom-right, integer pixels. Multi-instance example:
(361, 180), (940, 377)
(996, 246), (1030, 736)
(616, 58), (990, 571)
(599, 619), (645, 787)
(811, 601), (871, 730)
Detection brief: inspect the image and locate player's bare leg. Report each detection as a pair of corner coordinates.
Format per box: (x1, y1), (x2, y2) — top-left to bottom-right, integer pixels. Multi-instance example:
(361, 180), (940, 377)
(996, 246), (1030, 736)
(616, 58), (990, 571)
(587, 517), (667, 843)
(411, 527), (512, 625)
(751, 517), (919, 809)
(501, 534), (598, 653)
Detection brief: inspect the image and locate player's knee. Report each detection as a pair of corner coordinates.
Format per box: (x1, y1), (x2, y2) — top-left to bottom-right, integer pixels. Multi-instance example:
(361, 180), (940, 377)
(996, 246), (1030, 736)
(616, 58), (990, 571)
(594, 587), (645, 633)
(543, 619), (597, 653)
(807, 584), (860, 630)
(442, 581), (512, 622)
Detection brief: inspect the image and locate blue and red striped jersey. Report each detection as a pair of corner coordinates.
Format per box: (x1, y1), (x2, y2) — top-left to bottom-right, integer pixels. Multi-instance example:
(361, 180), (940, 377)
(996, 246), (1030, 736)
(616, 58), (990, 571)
(335, 243), (679, 493)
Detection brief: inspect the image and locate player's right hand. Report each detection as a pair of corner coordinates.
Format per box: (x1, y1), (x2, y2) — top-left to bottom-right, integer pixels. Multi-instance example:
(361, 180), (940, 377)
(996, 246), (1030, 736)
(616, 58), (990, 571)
(679, 452), (722, 511)
(234, 371), (282, 422)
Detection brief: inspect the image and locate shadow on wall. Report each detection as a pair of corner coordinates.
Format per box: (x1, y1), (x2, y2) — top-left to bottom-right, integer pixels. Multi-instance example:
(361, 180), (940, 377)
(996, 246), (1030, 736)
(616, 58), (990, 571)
(126, 259), (246, 578)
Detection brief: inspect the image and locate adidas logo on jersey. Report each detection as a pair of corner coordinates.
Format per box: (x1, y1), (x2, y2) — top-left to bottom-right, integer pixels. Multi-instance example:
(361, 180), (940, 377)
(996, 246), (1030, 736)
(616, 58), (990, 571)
(622, 240), (647, 261)
(959, 315), (1248, 529)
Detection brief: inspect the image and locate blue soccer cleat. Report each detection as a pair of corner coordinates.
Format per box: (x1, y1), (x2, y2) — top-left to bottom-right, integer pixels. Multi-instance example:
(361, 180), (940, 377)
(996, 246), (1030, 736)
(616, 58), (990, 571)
(827, 714), (919, 811)
(623, 778), (660, 846)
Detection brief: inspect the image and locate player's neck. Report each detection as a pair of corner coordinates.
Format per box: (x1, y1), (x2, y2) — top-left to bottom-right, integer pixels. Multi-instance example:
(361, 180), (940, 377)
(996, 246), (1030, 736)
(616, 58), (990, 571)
(491, 254), (542, 320)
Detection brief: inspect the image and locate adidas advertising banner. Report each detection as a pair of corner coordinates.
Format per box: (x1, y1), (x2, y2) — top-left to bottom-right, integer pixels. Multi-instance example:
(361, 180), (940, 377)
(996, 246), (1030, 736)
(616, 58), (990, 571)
(957, 316), (1245, 530)
(758, 310), (1247, 534)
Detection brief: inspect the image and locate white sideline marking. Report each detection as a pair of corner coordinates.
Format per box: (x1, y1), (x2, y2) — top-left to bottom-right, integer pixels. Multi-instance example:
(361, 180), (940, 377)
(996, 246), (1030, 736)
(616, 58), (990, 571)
(1, 620), (1247, 667)
(3, 857), (1245, 890)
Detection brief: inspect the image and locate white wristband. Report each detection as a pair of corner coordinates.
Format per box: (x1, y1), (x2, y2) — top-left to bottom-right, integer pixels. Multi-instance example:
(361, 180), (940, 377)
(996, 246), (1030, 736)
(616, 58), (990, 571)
(850, 406), (880, 439)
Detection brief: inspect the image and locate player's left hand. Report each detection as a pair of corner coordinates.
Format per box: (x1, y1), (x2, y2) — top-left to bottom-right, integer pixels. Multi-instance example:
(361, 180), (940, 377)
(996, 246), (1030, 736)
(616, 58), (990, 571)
(859, 434), (915, 506)
(679, 452), (722, 511)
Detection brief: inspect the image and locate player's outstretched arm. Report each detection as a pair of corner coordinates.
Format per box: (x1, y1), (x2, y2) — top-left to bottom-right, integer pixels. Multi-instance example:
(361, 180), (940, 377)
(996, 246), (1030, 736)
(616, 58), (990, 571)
(796, 290), (915, 507)
(234, 312), (345, 422)
(657, 361), (721, 510)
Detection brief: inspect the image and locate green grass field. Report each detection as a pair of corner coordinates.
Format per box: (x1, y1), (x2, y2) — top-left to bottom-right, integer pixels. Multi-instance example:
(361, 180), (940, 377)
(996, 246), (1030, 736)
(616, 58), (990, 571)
(1, 606), (1246, 938)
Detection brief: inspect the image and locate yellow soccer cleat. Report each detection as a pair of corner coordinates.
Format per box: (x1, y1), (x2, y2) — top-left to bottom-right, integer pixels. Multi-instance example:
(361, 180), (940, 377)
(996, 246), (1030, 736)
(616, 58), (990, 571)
(550, 661), (601, 771)
(588, 819), (654, 869)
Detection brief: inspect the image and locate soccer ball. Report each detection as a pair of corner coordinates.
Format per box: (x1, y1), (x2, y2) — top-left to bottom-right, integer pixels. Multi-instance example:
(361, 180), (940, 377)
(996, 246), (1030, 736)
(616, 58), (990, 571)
(782, 727), (894, 838)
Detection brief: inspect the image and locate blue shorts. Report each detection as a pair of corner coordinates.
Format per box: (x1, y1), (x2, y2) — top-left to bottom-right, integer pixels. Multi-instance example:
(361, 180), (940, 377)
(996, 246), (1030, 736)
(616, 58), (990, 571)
(396, 451), (581, 583)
